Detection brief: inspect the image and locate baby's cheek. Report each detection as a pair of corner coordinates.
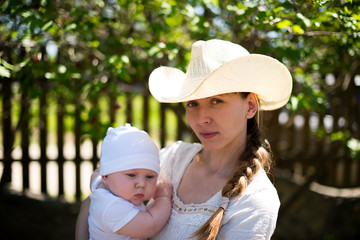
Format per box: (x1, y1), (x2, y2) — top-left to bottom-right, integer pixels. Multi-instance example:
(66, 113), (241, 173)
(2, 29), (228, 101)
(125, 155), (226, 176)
(149, 183), (157, 197)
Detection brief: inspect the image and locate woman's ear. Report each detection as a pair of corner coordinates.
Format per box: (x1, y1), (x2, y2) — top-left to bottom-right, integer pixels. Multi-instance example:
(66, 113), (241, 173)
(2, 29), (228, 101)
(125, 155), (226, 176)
(246, 93), (259, 119)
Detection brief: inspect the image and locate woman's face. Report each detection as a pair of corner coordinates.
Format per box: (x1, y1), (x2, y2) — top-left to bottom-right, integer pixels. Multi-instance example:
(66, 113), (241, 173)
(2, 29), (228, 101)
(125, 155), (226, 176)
(185, 93), (258, 152)
(102, 168), (158, 206)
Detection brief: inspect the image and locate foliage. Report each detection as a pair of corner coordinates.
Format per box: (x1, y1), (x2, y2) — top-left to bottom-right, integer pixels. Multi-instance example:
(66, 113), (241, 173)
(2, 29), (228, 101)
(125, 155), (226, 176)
(0, 0), (359, 157)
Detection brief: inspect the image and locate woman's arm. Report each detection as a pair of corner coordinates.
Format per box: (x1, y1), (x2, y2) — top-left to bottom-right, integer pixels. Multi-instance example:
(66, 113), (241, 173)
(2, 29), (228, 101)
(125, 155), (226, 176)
(116, 182), (173, 238)
(75, 197), (90, 240)
(75, 168), (100, 240)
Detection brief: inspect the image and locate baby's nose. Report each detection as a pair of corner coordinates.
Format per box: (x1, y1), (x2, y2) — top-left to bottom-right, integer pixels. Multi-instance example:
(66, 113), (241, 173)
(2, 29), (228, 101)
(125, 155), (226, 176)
(136, 177), (146, 188)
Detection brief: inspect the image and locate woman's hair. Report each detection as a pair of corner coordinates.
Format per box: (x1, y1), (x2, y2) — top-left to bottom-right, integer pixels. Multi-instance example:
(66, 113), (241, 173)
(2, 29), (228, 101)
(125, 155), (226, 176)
(191, 92), (273, 240)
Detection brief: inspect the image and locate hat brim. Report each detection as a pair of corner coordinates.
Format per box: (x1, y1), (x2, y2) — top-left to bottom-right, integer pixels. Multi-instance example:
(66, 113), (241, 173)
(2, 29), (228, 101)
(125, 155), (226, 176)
(149, 54), (292, 111)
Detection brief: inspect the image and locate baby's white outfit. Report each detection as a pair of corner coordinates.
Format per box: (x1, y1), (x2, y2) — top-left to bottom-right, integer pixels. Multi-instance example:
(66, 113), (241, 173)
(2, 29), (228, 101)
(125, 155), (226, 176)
(89, 184), (145, 240)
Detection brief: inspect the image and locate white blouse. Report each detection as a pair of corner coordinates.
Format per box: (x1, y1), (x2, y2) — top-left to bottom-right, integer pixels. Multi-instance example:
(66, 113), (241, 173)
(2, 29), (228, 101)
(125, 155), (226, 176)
(151, 141), (280, 240)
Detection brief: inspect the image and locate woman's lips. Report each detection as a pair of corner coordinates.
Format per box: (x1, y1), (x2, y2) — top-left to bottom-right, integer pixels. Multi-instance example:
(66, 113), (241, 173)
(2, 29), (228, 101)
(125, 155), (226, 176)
(200, 132), (218, 139)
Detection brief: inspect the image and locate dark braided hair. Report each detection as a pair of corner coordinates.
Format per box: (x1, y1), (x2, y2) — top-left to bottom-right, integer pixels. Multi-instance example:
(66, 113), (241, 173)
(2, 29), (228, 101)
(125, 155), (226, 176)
(191, 93), (273, 240)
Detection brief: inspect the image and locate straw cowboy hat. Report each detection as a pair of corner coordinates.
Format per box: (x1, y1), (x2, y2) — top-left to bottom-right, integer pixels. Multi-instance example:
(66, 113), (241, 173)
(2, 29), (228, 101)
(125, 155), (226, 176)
(148, 39), (292, 111)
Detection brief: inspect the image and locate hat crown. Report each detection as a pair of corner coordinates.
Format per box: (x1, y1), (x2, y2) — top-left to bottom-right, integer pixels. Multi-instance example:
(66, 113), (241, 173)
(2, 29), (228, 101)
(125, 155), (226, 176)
(99, 124), (160, 175)
(102, 124), (156, 156)
(186, 40), (249, 80)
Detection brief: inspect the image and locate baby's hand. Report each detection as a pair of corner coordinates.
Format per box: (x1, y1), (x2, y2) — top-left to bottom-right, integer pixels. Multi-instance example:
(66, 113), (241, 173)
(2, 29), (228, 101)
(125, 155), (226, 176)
(154, 181), (173, 199)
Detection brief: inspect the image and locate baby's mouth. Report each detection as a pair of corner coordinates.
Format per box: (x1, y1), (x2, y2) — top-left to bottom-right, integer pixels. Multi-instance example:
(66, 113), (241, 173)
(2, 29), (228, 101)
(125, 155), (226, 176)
(135, 193), (144, 199)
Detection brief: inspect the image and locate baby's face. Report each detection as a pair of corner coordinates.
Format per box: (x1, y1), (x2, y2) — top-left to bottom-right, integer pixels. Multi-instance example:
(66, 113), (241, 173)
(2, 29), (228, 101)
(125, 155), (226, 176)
(102, 168), (158, 206)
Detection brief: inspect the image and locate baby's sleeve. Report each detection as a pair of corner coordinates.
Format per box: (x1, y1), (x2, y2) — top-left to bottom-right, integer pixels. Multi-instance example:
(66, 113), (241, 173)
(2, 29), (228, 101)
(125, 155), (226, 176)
(102, 198), (141, 233)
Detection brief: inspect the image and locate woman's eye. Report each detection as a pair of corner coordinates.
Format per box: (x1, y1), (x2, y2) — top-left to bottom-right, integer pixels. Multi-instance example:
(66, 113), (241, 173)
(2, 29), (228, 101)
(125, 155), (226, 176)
(212, 99), (223, 104)
(186, 101), (197, 107)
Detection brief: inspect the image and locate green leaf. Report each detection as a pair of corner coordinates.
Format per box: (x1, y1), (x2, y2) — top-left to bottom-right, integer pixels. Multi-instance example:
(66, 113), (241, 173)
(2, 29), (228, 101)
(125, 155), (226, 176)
(58, 65), (67, 74)
(331, 131), (347, 141)
(45, 72), (56, 79)
(1, 58), (15, 71)
(0, 66), (11, 78)
(165, 15), (183, 27)
(296, 13), (311, 27)
(289, 96), (299, 110)
(18, 57), (30, 68)
(71, 73), (81, 79)
(1, 0), (9, 12)
(90, 40), (100, 48)
(292, 25), (304, 34)
(65, 23), (77, 31)
(41, 20), (53, 31)
(277, 19), (292, 29)
(121, 55), (130, 64)
(347, 138), (360, 155)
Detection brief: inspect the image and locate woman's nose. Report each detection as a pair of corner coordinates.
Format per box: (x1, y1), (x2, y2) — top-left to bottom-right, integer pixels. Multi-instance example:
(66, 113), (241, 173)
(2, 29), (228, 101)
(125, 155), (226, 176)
(197, 107), (211, 124)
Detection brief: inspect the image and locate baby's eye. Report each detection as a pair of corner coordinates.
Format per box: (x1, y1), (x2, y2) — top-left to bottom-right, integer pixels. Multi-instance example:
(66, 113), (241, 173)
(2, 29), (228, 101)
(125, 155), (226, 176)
(126, 174), (136, 177)
(146, 175), (155, 179)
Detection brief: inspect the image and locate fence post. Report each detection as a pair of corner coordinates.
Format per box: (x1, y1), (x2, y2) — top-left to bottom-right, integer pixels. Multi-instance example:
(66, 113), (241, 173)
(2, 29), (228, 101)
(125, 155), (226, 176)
(126, 92), (133, 124)
(0, 78), (13, 189)
(75, 92), (82, 201)
(143, 94), (149, 133)
(57, 95), (65, 197)
(175, 103), (185, 141)
(91, 98), (99, 170)
(160, 103), (166, 148)
(109, 87), (116, 125)
(21, 83), (30, 191)
(39, 79), (48, 194)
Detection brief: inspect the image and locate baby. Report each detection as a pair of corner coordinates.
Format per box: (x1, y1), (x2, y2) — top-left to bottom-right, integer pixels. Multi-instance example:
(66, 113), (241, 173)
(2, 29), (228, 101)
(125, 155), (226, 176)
(88, 124), (172, 240)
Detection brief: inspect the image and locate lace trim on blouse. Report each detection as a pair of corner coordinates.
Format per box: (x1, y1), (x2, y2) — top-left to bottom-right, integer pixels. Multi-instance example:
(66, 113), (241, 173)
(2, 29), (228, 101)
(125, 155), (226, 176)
(172, 195), (218, 216)
(172, 185), (221, 216)
(167, 189), (221, 227)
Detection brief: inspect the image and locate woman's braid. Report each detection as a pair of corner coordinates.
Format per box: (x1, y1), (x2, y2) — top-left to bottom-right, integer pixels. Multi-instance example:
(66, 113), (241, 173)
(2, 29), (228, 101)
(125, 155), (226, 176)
(191, 97), (272, 240)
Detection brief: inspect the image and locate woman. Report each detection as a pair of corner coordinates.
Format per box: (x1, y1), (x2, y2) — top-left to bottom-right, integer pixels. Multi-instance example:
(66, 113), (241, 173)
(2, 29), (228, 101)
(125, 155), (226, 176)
(76, 39), (292, 240)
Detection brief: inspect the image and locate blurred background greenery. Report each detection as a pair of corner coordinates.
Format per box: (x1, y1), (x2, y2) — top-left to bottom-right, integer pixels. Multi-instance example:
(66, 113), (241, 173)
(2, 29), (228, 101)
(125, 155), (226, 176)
(1, 0), (359, 148)
(0, 0), (359, 239)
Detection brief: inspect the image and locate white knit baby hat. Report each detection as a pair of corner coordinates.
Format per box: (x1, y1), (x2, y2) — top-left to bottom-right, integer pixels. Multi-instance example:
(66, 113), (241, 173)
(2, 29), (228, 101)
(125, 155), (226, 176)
(99, 124), (160, 176)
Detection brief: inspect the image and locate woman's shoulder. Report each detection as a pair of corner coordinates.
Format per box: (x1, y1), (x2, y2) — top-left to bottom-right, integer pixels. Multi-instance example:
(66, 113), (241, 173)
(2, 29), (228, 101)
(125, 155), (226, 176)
(160, 141), (202, 161)
(233, 169), (280, 212)
(159, 141), (202, 184)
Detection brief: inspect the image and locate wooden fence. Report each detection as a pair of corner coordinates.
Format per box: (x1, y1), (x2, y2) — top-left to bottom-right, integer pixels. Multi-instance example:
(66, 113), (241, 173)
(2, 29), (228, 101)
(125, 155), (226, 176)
(0, 77), (359, 202)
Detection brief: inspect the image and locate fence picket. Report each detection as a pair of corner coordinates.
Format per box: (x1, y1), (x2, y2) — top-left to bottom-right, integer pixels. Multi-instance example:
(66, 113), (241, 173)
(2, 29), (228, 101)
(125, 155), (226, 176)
(0, 78), (12, 187)
(39, 80), (48, 194)
(21, 86), (30, 191)
(75, 93), (82, 201)
(160, 103), (166, 148)
(57, 95), (65, 197)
